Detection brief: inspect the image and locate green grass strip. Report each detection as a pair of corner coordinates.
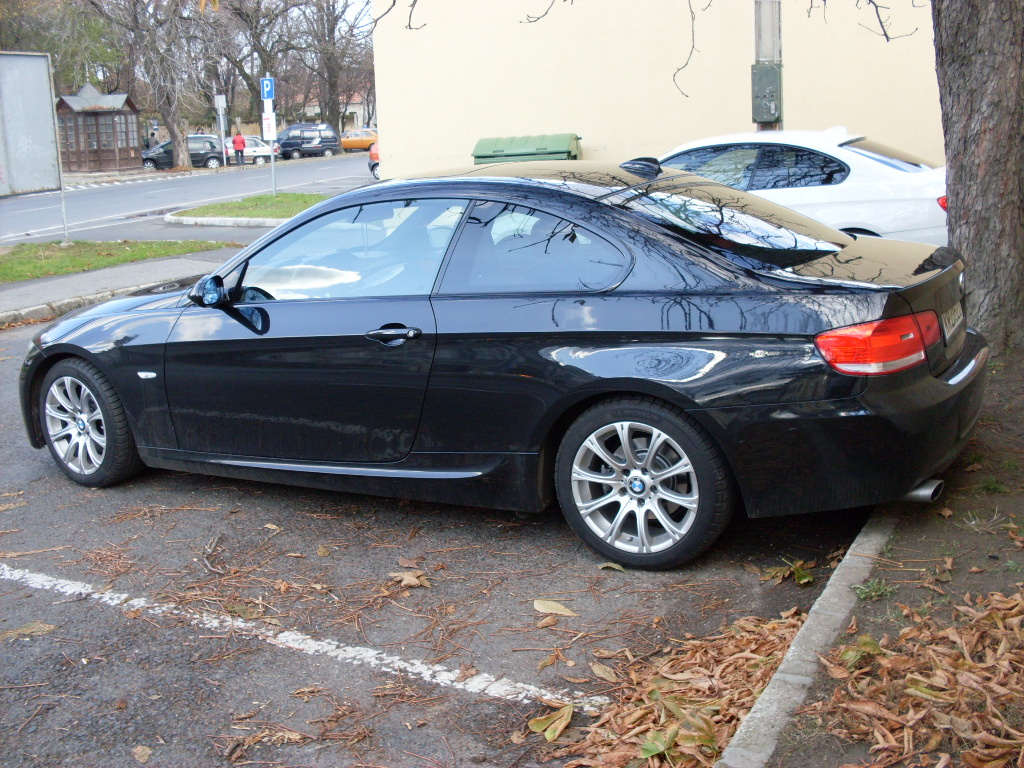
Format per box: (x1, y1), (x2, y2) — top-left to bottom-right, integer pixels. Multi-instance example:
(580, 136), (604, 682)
(179, 193), (329, 220)
(0, 240), (238, 284)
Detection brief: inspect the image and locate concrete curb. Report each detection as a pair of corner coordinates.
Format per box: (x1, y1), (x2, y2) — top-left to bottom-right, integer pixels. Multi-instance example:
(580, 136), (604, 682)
(164, 213), (288, 228)
(714, 505), (900, 768)
(0, 282), (173, 330)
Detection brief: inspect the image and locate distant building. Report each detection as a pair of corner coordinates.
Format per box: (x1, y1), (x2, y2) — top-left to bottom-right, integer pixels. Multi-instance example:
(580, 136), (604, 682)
(301, 92), (374, 131)
(56, 84), (141, 172)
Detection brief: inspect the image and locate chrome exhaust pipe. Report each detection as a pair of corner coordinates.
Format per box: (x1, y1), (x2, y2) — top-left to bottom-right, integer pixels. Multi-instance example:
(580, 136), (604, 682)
(902, 478), (944, 503)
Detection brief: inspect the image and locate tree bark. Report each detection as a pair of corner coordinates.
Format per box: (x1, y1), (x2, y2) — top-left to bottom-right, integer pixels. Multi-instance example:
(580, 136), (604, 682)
(932, 0), (1024, 353)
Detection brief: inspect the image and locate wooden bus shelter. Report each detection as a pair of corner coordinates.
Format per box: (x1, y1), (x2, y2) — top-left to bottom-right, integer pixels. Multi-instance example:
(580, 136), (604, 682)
(55, 84), (141, 172)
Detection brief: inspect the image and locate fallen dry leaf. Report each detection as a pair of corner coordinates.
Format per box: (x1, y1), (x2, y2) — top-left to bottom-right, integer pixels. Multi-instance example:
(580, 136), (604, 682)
(317, 545), (330, 557)
(937, 507), (954, 518)
(0, 621), (57, 642)
(132, 745), (152, 764)
(528, 703), (574, 742)
(589, 661), (618, 682)
(264, 523), (281, 531)
(536, 615), (558, 629)
(534, 599), (578, 617)
(0, 501), (27, 513)
(398, 555), (422, 568)
(389, 570), (429, 588)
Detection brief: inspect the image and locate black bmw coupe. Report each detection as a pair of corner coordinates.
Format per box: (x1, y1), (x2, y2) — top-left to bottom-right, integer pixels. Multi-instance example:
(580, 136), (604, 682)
(20, 160), (987, 569)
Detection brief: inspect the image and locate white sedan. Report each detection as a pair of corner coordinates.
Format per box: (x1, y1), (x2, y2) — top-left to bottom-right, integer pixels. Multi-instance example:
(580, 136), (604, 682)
(242, 136), (277, 165)
(659, 128), (948, 245)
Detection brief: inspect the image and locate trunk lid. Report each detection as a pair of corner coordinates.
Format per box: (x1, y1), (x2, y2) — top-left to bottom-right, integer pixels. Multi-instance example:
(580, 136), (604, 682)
(774, 237), (967, 375)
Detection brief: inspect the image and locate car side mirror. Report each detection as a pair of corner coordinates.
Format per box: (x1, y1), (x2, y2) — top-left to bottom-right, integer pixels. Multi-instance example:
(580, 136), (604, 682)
(188, 275), (228, 307)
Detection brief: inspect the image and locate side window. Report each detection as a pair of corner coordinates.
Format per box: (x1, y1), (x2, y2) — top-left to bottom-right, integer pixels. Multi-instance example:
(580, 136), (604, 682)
(750, 146), (849, 190)
(440, 201), (627, 294)
(235, 199), (467, 302)
(661, 145), (759, 189)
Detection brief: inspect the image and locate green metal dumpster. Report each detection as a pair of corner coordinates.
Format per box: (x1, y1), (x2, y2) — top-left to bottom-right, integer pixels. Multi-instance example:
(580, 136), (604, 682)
(472, 133), (581, 164)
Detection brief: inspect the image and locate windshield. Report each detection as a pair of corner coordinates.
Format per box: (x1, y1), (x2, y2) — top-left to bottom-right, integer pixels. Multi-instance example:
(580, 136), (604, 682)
(616, 177), (848, 271)
(842, 138), (936, 172)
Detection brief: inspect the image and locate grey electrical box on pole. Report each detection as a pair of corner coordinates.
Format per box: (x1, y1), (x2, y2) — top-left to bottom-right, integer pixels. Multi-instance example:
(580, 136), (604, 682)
(752, 0), (782, 128)
(751, 63), (782, 123)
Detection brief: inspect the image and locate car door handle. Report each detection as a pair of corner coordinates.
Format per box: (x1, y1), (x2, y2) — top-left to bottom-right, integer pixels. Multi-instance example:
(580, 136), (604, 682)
(365, 326), (422, 344)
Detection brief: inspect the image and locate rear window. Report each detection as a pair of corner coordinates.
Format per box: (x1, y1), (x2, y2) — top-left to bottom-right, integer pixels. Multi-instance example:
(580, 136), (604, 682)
(617, 178), (847, 271)
(841, 138), (935, 172)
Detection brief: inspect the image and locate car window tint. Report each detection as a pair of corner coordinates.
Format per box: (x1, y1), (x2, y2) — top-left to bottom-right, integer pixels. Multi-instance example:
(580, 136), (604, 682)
(750, 146), (849, 190)
(440, 201), (627, 294)
(661, 145), (759, 189)
(619, 179), (844, 270)
(236, 199), (467, 302)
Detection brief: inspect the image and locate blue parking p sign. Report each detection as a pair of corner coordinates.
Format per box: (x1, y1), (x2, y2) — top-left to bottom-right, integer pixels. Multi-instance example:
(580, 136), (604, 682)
(260, 77), (275, 100)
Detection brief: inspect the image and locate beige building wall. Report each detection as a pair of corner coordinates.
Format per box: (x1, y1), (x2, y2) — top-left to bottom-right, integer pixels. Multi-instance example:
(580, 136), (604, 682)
(372, 0), (942, 178)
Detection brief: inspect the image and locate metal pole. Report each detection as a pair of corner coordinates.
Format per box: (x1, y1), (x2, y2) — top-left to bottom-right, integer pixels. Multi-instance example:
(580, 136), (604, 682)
(46, 54), (71, 245)
(265, 72), (277, 197)
(754, 0), (783, 131)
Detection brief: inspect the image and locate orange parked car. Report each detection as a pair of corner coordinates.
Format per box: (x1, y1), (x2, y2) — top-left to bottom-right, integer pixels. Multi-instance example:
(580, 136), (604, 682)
(340, 128), (378, 151)
(368, 140), (379, 179)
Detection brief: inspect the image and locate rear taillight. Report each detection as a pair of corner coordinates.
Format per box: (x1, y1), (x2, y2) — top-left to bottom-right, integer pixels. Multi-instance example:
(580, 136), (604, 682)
(815, 311), (941, 375)
(937, 196), (948, 211)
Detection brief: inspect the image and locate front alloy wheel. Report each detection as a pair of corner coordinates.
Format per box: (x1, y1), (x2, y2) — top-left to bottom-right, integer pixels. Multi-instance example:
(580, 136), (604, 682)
(206, 156), (221, 169)
(556, 398), (734, 569)
(40, 359), (143, 487)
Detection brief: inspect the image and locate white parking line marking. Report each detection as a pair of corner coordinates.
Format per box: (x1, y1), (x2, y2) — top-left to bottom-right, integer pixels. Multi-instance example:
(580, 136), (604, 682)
(0, 563), (608, 711)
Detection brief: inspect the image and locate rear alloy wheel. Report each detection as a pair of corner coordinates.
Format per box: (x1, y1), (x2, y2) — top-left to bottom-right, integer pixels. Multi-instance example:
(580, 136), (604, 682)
(253, 156), (267, 165)
(40, 359), (143, 487)
(556, 398), (734, 569)
(322, 148), (334, 157)
(370, 163), (380, 180)
(205, 156), (221, 169)
(290, 149), (302, 160)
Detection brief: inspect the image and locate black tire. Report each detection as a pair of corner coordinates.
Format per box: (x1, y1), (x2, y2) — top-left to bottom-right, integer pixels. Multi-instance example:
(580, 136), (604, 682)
(142, 159), (157, 169)
(370, 163), (380, 180)
(253, 156), (267, 165)
(555, 397), (734, 569)
(290, 149), (302, 160)
(39, 359), (144, 488)
(322, 148), (334, 157)
(205, 156), (221, 169)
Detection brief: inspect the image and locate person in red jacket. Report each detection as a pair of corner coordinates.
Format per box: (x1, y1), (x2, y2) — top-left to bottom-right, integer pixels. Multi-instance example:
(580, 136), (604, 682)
(232, 131), (246, 165)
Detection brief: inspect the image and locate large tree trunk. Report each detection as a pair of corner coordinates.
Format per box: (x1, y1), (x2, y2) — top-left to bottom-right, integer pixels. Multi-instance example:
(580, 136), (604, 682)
(932, 1), (1024, 353)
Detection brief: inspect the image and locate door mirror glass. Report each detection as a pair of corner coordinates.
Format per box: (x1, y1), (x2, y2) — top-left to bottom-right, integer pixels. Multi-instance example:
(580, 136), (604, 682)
(188, 275), (227, 307)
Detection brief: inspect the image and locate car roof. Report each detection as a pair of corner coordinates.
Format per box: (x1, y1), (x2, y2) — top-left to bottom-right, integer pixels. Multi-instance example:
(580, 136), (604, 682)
(371, 160), (706, 201)
(661, 126), (864, 157)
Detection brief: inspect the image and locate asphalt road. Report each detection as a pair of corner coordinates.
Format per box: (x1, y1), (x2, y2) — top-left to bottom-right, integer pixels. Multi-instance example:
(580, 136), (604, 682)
(0, 152), (375, 245)
(0, 164), (871, 767)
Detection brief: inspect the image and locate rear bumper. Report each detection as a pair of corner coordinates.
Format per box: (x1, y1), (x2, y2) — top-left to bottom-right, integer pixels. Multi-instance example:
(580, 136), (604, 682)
(700, 328), (987, 518)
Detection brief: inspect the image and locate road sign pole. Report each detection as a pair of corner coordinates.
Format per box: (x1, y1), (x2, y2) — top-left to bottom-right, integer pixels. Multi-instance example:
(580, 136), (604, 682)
(214, 93), (228, 166)
(261, 74), (277, 196)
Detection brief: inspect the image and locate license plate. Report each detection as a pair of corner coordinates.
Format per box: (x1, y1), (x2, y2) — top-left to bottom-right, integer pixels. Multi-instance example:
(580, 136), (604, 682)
(940, 301), (964, 342)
